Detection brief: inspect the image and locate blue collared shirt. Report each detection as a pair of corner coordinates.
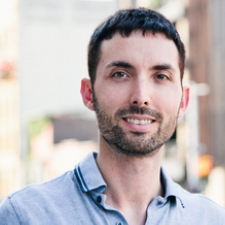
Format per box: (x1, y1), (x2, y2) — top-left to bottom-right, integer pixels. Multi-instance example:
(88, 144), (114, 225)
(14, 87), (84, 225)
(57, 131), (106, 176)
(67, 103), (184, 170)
(0, 152), (225, 224)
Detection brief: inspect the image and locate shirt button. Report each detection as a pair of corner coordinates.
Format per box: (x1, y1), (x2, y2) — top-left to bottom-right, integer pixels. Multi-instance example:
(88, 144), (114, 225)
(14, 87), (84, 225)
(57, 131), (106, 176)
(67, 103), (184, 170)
(157, 199), (165, 206)
(116, 223), (122, 225)
(96, 196), (102, 203)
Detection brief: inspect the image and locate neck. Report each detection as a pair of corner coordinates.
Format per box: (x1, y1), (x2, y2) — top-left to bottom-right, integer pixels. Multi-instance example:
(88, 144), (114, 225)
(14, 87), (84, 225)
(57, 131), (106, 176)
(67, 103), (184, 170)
(96, 136), (164, 225)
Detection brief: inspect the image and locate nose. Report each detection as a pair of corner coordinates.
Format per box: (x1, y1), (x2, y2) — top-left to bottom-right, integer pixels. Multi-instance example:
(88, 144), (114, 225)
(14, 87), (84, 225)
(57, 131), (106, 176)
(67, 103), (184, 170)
(130, 77), (150, 107)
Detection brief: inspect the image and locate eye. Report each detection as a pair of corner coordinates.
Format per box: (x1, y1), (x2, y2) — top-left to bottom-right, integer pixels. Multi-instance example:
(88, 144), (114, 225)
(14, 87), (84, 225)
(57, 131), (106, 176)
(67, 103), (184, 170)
(112, 71), (127, 78)
(155, 73), (169, 80)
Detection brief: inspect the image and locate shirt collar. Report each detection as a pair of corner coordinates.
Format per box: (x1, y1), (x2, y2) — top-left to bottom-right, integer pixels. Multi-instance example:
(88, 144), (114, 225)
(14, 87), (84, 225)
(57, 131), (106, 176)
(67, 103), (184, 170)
(74, 152), (107, 193)
(74, 152), (185, 207)
(161, 167), (185, 208)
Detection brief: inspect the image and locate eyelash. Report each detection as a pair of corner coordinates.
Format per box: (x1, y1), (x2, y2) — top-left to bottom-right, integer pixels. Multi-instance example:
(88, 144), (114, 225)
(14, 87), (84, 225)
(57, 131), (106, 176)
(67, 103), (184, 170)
(155, 73), (169, 80)
(111, 71), (128, 78)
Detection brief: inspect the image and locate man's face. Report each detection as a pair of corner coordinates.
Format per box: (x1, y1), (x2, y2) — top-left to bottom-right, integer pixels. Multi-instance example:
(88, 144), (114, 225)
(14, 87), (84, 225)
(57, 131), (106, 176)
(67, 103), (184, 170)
(90, 31), (188, 156)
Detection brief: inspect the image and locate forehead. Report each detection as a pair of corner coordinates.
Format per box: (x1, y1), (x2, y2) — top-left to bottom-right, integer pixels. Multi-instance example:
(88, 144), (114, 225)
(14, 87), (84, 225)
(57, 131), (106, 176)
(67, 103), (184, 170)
(97, 31), (180, 74)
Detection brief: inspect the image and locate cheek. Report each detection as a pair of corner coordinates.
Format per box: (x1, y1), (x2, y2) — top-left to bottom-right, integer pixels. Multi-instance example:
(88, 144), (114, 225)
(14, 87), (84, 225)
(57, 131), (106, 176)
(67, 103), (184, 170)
(94, 88), (123, 115)
(155, 88), (182, 114)
(96, 82), (129, 104)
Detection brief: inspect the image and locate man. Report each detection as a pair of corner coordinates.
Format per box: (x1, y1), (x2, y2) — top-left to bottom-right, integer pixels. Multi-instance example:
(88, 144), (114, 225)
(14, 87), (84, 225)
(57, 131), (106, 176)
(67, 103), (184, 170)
(0, 8), (225, 225)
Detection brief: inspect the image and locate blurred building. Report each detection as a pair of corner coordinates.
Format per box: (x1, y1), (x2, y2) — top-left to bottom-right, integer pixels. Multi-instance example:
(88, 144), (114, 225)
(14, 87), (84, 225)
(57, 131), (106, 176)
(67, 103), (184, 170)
(0, 67), (21, 199)
(0, 0), (21, 199)
(27, 115), (98, 183)
(188, 0), (225, 167)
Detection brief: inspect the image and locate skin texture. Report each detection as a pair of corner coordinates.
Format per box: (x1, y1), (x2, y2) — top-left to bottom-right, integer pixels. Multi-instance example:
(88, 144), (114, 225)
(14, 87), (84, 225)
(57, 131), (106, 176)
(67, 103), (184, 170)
(81, 31), (189, 225)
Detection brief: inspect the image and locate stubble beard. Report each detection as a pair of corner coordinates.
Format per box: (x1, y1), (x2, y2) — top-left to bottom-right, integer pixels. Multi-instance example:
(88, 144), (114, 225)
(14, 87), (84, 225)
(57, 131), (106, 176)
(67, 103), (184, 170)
(93, 93), (178, 157)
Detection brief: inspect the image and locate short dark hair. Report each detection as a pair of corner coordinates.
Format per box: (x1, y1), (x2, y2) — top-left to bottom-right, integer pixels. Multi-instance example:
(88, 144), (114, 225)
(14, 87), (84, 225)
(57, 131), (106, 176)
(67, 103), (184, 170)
(88, 8), (185, 85)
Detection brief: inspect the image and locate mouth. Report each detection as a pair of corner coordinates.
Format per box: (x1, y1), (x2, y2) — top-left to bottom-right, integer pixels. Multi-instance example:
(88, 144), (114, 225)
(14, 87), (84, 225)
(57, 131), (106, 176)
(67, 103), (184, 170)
(123, 118), (154, 125)
(121, 116), (157, 133)
(122, 114), (156, 125)
(118, 113), (159, 134)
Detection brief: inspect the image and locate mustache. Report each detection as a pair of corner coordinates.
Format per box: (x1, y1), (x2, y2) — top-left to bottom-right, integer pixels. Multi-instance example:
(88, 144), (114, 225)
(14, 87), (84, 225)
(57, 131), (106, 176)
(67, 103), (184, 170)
(115, 105), (163, 121)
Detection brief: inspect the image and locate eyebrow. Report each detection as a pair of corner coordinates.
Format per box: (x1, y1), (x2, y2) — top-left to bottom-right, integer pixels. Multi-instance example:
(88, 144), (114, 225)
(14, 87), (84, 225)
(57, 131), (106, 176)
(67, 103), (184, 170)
(150, 64), (176, 71)
(106, 61), (134, 69)
(106, 61), (176, 72)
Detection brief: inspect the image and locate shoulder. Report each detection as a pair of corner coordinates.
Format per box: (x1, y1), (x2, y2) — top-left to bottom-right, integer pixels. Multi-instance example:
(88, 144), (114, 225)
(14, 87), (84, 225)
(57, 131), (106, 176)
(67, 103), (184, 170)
(177, 184), (225, 221)
(9, 170), (75, 199)
(0, 196), (20, 225)
(8, 171), (74, 201)
(0, 170), (77, 222)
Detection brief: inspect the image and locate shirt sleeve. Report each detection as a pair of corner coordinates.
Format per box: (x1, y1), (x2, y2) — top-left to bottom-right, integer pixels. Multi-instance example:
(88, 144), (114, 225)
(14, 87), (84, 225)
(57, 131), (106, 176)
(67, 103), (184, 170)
(0, 197), (20, 225)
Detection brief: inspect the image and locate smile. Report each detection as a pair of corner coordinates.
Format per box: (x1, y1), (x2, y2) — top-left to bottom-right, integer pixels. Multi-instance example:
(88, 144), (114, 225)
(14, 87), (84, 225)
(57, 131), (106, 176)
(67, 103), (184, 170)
(124, 118), (153, 125)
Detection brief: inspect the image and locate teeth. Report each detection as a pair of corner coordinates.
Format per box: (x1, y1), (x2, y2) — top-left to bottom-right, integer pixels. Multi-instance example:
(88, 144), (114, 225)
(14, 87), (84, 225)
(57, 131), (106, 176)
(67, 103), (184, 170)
(126, 118), (152, 125)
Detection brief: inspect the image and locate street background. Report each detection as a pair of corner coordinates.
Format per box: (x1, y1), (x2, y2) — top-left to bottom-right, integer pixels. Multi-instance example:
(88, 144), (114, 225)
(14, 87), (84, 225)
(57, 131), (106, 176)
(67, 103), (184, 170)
(0, 0), (225, 207)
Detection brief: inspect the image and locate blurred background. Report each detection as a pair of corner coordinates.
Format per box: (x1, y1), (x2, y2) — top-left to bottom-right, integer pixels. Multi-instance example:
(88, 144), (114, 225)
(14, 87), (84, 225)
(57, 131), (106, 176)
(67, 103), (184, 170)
(0, 0), (225, 207)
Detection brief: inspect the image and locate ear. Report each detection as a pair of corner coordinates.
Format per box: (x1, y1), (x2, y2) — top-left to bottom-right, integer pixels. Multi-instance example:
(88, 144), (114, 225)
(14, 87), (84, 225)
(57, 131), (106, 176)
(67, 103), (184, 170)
(80, 78), (95, 111)
(178, 86), (189, 118)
